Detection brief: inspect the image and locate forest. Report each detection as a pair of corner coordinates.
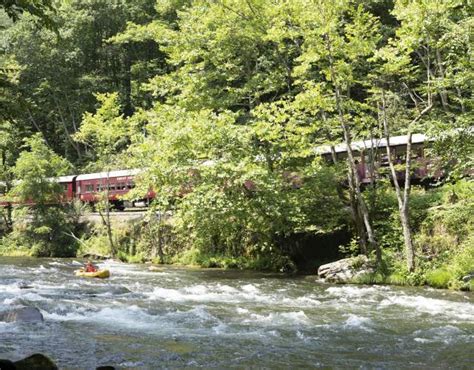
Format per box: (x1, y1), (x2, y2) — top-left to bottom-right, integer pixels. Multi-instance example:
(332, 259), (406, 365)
(0, 0), (473, 290)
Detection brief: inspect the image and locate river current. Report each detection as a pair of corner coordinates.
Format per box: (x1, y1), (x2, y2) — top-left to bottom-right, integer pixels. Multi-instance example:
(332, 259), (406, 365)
(0, 257), (472, 369)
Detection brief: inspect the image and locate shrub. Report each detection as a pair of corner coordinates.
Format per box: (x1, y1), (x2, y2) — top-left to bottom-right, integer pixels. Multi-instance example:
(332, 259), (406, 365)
(425, 268), (453, 289)
(387, 272), (407, 286)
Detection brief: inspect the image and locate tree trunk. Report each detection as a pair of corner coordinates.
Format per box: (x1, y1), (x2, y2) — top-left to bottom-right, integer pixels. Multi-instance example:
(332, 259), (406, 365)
(98, 170), (116, 257)
(324, 35), (380, 265)
(380, 90), (431, 272)
(123, 45), (134, 117)
(1, 150), (13, 232)
(325, 124), (368, 254)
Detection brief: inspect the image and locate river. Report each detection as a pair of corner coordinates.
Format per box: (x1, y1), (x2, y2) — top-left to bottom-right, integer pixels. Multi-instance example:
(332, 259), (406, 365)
(0, 257), (472, 369)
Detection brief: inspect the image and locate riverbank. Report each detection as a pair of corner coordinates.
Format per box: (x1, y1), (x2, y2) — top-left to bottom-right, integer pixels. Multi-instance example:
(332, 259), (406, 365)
(1, 180), (472, 291)
(1, 247), (472, 292)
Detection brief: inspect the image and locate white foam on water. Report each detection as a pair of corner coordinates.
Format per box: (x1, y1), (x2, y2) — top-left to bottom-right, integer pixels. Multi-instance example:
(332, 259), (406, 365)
(281, 296), (321, 307)
(413, 325), (470, 344)
(42, 305), (92, 321)
(215, 284), (240, 294)
(414, 337), (431, 343)
(267, 330), (281, 337)
(343, 314), (373, 332)
(187, 305), (216, 321)
(48, 261), (64, 266)
(0, 284), (22, 294)
(242, 310), (310, 326)
(241, 284), (260, 293)
(28, 265), (58, 275)
(296, 330), (306, 340)
(119, 361), (145, 367)
(378, 295), (474, 321)
(44, 304), (167, 331)
(326, 286), (388, 298)
(112, 269), (169, 277)
(163, 305), (220, 326)
(0, 321), (19, 332)
(147, 283), (316, 308)
(184, 284), (209, 295)
(147, 284), (257, 304)
(4, 291), (47, 303)
(236, 307), (249, 314)
(212, 322), (229, 334)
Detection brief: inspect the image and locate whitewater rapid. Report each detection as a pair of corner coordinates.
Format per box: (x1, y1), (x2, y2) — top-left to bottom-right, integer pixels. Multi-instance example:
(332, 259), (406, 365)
(0, 258), (472, 368)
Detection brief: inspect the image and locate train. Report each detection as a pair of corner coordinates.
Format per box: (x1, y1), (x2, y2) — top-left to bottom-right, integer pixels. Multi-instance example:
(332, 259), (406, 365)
(0, 169), (154, 210)
(317, 133), (442, 184)
(0, 133), (452, 210)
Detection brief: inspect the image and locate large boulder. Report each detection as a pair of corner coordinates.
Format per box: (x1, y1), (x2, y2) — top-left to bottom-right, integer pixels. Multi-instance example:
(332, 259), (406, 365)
(0, 354), (57, 370)
(317, 255), (374, 283)
(0, 307), (44, 323)
(13, 354), (58, 370)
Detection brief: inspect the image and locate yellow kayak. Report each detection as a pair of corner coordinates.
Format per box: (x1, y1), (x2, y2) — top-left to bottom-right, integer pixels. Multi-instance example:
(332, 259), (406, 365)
(74, 269), (110, 278)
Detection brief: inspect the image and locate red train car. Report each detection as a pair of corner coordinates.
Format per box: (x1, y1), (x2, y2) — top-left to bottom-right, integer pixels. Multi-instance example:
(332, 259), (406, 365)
(1, 169), (153, 210)
(75, 169), (152, 210)
(57, 175), (77, 202)
(317, 133), (440, 184)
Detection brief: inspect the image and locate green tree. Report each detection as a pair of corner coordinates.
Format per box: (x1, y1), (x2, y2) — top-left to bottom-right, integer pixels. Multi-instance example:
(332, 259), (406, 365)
(7, 134), (79, 256)
(276, 0), (382, 263)
(1, 0), (162, 162)
(73, 93), (130, 256)
(371, 0), (472, 271)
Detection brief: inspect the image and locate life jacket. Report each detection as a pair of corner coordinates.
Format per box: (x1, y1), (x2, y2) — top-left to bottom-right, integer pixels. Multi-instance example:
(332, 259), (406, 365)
(85, 265), (97, 272)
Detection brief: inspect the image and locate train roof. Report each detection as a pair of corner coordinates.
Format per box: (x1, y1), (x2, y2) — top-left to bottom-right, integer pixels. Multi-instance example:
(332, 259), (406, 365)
(76, 169), (142, 181)
(316, 133), (432, 155)
(57, 175), (77, 183)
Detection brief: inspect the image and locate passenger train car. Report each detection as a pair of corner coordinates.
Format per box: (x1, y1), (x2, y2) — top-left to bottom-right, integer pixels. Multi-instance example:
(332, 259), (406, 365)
(0, 169), (154, 210)
(0, 133), (450, 209)
(317, 133), (442, 184)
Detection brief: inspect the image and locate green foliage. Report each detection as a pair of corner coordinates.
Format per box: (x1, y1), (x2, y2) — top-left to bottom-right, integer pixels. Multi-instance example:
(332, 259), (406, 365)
(416, 180), (473, 259)
(10, 134), (71, 204)
(373, 180), (474, 290)
(339, 238), (363, 257)
(1, 135), (83, 257)
(1, 0), (472, 282)
(74, 93), (130, 163)
(352, 271), (386, 285)
(425, 268), (453, 289)
(76, 231), (111, 258)
(171, 247), (296, 272)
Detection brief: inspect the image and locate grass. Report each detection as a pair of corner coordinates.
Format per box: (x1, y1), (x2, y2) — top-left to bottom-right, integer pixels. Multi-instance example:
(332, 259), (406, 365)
(425, 268), (453, 289)
(0, 245), (31, 256)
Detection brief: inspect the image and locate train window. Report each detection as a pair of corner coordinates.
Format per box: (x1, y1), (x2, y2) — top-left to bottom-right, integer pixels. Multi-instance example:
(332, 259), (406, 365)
(96, 184), (102, 192)
(380, 154), (389, 166)
(127, 182), (135, 189)
(118, 183), (125, 190)
(86, 185), (94, 192)
(109, 184), (116, 191)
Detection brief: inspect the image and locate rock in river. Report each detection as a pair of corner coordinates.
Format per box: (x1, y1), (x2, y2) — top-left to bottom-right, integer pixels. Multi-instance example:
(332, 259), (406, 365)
(0, 354), (58, 370)
(0, 306), (44, 323)
(317, 255), (374, 283)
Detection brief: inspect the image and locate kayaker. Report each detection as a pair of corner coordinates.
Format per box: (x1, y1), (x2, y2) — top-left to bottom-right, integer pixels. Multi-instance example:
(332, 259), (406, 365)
(84, 261), (98, 273)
